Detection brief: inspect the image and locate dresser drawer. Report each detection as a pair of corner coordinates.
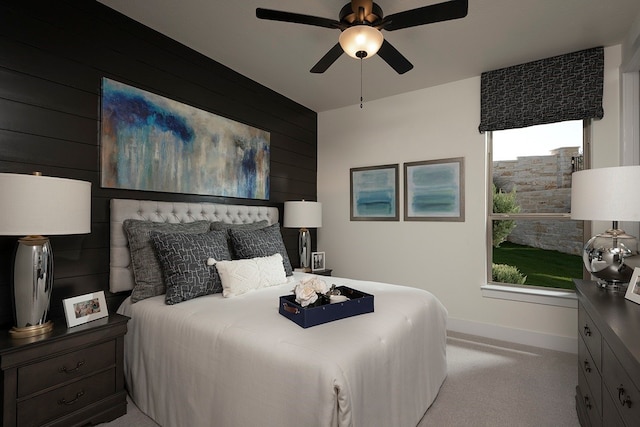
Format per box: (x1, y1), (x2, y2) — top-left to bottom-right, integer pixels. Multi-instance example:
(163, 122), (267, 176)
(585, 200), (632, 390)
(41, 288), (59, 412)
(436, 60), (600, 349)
(578, 366), (602, 427)
(16, 368), (115, 427)
(579, 334), (602, 408)
(578, 303), (602, 370)
(17, 340), (115, 398)
(602, 384), (626, 427)
(602, 342), (640, 427)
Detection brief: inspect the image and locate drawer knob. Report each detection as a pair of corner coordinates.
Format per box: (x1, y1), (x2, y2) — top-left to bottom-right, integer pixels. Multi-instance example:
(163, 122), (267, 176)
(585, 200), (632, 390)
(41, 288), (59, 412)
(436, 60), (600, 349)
(58, 360), (85, 374)
(583, 325), (592, 337)
(617, 385), (633, 408)
(584, 395), (592, 410)
(58, 390), (85, 406)
(583, 360), (591, 373)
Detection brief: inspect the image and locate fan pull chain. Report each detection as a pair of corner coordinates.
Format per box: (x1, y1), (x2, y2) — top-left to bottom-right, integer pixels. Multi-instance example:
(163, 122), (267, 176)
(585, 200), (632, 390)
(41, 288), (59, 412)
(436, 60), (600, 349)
(360, 57), (363, 109)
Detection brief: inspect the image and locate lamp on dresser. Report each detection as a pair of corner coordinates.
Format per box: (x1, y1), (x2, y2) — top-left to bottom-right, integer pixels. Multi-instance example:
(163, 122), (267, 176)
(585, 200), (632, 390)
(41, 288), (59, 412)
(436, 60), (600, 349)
(0, 172), (91, 338)
(284, 201), (322, 272)
(571, 165), (640, 288)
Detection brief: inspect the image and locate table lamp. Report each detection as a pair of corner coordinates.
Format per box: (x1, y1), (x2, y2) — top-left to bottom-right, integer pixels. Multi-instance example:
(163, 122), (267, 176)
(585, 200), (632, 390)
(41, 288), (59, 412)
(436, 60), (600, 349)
(283, 201), (322, 272)
(0, 172), (91, 338)
(571, 165), (640, 287)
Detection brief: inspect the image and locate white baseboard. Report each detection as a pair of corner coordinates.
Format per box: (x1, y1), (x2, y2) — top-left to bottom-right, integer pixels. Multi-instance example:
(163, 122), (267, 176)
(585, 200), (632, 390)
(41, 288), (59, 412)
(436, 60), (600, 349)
(447, 317), (578, 354)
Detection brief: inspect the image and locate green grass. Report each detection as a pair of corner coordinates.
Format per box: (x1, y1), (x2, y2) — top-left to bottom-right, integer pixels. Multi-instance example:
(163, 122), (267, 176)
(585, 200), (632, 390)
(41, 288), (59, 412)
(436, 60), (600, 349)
(492, 242), (583, 290)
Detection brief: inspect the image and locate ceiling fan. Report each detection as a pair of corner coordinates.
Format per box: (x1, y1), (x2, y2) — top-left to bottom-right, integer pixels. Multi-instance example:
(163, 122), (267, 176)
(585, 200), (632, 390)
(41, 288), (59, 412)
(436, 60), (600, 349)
(256, 0), (468, 74)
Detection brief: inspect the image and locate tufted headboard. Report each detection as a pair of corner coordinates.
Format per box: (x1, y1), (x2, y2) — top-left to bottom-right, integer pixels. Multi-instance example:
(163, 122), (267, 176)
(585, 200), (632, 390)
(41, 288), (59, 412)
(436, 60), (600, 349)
(110, 198), (279, 293)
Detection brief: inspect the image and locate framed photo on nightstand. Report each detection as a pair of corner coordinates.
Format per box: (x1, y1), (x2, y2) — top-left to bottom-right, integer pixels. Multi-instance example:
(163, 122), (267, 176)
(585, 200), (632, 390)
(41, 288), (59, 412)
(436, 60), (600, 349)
(625, 268), (640, 305)
(63, 291), (108, 327)
(311, 251), (325, 272)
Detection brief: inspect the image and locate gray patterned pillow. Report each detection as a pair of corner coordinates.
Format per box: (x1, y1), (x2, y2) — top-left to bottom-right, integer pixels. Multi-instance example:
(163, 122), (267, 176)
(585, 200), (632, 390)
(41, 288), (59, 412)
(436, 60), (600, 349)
(210, 220), (269, 256)
(123, 219), (211, 302)
(229, 223), (293, 276)
(150, 230), (231, 305)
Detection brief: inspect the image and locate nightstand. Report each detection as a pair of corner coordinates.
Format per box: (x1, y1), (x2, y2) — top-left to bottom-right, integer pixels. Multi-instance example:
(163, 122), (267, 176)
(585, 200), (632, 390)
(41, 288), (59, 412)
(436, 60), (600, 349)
(312, 269), (333, 276)
(0, 313), (129, 427)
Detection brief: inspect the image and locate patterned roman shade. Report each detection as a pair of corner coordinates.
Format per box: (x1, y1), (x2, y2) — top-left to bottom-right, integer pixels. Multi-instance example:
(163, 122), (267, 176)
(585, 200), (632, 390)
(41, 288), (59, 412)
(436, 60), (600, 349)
(478, 47), (604, 132)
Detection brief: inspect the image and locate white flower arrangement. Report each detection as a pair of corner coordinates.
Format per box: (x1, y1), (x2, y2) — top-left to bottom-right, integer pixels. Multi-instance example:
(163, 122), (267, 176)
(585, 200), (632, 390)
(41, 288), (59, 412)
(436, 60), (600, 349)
(293, 276), (329, 307)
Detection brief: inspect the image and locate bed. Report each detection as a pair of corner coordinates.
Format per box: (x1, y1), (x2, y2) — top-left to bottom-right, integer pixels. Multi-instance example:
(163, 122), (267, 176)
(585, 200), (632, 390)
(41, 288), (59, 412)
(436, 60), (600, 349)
(110, 198), (447, 427)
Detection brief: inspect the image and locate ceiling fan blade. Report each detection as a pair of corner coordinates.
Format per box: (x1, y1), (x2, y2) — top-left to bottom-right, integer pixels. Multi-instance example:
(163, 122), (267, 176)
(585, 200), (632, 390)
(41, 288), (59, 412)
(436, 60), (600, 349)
(310, 43), (344, 73)
(381, 0), (468, 31)
(256, 8), (342, 29)
(377, 40), (413, 74)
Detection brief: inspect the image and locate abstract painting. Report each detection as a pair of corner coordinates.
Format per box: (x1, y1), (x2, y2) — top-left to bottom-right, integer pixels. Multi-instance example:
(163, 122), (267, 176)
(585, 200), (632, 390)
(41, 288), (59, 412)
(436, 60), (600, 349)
(350, 164), (399, 221)
(100, 78), (270, 199)
(404, 158), (465, 221)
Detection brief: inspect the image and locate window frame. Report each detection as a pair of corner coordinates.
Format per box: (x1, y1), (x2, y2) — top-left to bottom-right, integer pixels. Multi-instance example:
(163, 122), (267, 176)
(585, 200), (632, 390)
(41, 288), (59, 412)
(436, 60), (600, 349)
(485, 119), (592, 293)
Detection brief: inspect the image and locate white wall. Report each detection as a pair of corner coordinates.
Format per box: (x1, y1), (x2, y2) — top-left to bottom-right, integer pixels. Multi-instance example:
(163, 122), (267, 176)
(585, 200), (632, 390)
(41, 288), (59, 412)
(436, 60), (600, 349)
(317, 45), (622, 353)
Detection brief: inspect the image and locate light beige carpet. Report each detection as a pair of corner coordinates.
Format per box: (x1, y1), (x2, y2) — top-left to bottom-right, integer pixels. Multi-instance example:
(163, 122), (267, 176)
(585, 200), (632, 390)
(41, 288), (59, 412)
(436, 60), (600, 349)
(101, 332), (579, 427)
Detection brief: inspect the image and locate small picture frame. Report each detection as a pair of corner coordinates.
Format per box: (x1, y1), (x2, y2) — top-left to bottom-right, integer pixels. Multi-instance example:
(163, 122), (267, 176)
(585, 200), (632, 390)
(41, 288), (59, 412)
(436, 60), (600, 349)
(63, 291), (108, 327)
(625, 267), (640, 305)
(311, 251), (326, 272)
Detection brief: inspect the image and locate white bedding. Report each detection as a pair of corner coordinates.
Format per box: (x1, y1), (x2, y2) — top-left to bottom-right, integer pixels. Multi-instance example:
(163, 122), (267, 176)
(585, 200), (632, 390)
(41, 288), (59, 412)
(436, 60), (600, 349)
(118, 272), (447, 427)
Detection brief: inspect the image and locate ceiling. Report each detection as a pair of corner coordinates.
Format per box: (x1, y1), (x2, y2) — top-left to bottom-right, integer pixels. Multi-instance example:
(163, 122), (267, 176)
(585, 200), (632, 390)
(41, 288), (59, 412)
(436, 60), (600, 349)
(98, 0), (640, 112)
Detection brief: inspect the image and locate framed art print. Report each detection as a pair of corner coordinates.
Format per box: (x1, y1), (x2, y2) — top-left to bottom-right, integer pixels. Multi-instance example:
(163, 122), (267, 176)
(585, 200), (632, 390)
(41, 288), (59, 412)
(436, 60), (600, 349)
(404, 157), (465, 222)
(625, 267), (640, 305)
(63, 291), (108, 327)
(350, 164), (399, 221)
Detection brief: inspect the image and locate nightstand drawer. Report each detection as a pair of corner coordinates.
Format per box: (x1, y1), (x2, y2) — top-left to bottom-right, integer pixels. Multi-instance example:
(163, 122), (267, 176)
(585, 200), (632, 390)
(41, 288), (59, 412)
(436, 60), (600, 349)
(17, 340), (115, 397)
(16, 368), (115, 427)
(579, 334), (602, 407)
(578, 302), (602, 370)
(602, 342), (640, 426)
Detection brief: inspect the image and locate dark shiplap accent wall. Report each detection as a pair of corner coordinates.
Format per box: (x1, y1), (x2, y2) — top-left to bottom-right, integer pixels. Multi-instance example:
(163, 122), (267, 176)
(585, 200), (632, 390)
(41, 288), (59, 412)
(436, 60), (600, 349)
(0, 0), (317, 326)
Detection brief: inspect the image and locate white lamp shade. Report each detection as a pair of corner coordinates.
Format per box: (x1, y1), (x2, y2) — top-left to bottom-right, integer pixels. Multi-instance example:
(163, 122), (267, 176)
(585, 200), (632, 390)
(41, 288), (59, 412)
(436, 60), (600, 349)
(284, 201), (322, 228)
(339, 25), (384, 59)
(0, 173), (92, 235)
(571, 165), (640, 222)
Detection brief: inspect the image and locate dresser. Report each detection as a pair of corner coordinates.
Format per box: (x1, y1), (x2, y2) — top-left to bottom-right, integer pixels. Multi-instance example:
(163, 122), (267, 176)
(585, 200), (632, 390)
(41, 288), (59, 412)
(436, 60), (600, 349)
(0, 314), (129, 427)
(575, 280), (640, 427)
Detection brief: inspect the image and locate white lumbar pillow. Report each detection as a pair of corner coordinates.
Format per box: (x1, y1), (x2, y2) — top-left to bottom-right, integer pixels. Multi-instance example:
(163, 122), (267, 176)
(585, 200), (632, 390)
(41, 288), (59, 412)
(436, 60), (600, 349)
(215, 253), (287, 298)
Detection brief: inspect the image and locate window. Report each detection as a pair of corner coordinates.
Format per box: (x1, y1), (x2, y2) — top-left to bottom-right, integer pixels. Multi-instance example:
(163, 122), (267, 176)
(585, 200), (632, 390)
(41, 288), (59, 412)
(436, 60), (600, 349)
(487, 120), (588, 290)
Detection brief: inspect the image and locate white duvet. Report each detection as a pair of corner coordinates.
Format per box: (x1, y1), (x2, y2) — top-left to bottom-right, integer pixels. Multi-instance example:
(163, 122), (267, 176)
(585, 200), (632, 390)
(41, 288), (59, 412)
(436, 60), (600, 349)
(118, 273), (448, 427)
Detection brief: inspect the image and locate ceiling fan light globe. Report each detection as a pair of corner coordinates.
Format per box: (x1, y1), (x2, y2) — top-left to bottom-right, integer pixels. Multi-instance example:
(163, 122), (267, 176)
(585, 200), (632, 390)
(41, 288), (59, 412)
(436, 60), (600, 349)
(339, 25), (383, 59)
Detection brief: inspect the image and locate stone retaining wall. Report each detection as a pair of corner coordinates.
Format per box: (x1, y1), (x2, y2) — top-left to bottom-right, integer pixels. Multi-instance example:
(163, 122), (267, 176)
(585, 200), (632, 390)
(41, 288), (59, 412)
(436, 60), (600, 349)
(493, 147), (583, 255)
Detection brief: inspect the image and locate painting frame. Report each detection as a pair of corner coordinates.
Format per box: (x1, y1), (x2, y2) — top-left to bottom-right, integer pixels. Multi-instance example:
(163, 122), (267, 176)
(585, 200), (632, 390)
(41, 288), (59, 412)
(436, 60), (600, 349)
(624, 267), (640, 305)
(350, 164), (399, 221)
(404, 157), (465, 222)
(311, 251), (326, 272)
(63, 291), (108, 328)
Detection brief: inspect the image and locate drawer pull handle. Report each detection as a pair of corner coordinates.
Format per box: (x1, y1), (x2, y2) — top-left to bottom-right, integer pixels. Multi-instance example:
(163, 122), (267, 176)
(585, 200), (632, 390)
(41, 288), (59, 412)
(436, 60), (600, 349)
(59, 360), (85, 374)
(58, 390), (84, 406)
(584, 395), (592, 410)
(583, 360), (591, 373)
(583, 325), (592, 336)
(617, 385), (632, 408)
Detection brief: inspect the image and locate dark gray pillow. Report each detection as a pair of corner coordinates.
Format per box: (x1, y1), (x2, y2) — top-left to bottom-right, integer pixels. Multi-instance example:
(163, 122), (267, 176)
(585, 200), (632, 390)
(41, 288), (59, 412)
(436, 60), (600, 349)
(229, 223), (293, 276)
(123, 219), (211, 302)
(210, 220), (269, 256)
(150, 230), (231, 305)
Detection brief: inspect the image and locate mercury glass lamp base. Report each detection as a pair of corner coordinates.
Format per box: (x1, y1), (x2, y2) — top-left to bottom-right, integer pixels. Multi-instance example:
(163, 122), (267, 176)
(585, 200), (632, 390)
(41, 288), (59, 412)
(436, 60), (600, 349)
(11, 236), (54, 335)
(298, 228), (312, 270)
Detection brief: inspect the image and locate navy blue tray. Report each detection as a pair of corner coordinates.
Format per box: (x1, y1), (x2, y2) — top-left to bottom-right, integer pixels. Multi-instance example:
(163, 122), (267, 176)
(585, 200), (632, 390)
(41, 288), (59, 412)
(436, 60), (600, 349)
(279, 286), (374, 328)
